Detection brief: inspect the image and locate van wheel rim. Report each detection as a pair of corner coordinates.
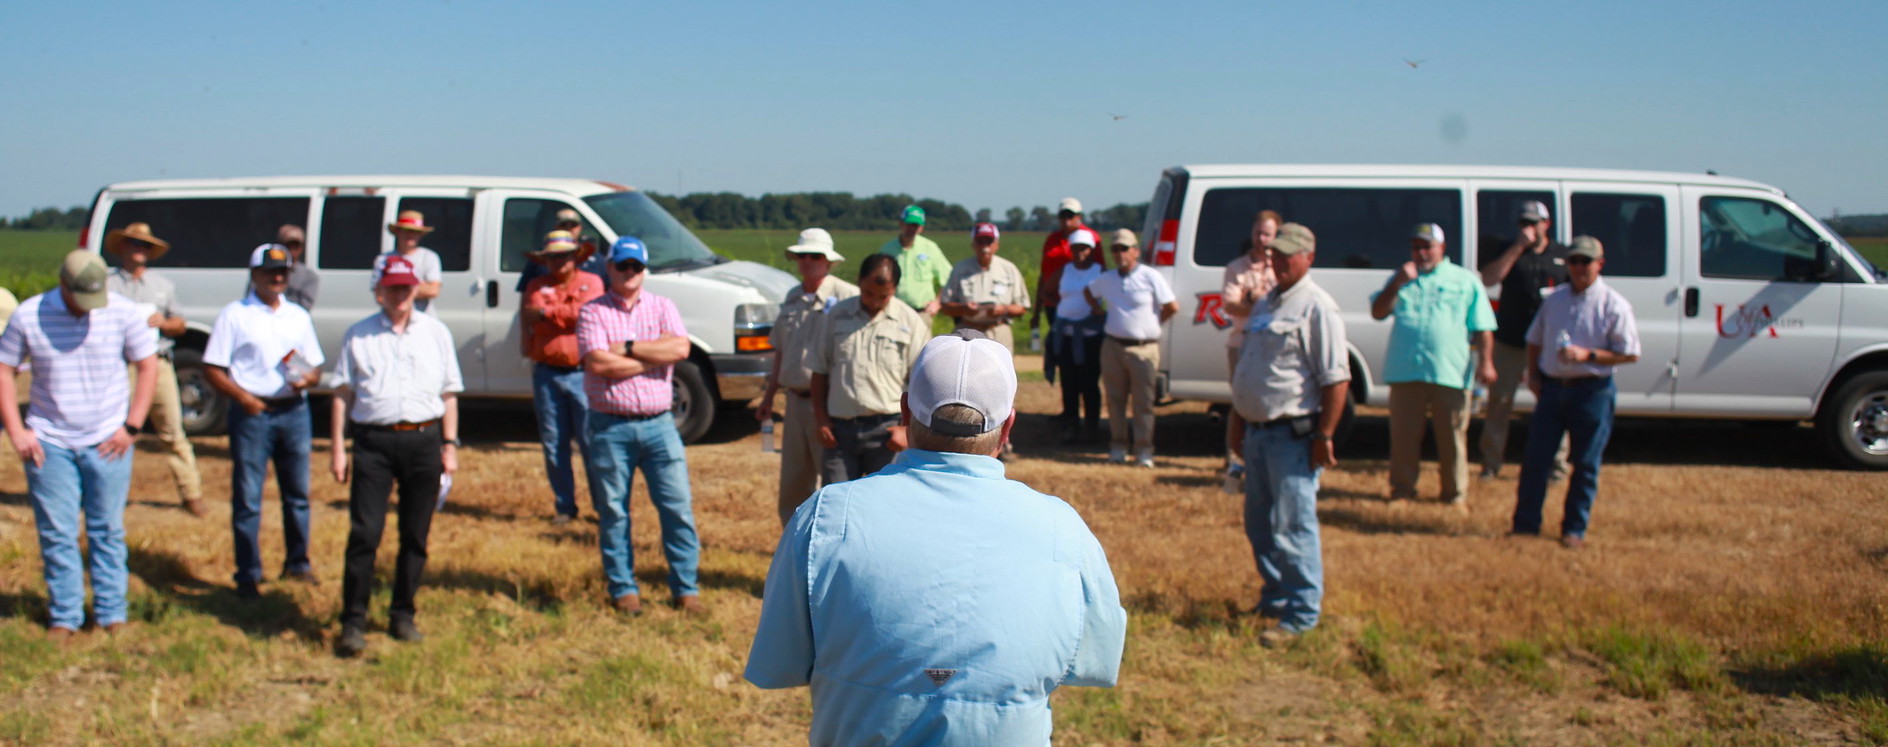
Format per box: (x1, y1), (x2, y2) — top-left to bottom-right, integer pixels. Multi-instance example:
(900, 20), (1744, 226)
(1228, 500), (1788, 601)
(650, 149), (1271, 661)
(1853, 392), (1888, 456)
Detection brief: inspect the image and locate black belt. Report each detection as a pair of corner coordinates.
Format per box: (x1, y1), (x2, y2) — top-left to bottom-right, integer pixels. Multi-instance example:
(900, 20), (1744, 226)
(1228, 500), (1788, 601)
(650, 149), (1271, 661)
(258, 396), (303, 410)
(1107, 335), (1158, 346)
(831, 413), (900, 425)
(602, 410), (667, 422)
(354, 419), (440, 433)
(536, 362), (580, 374)
(1254, 413), (1317, 430)
(1543, 374), (1612, 387)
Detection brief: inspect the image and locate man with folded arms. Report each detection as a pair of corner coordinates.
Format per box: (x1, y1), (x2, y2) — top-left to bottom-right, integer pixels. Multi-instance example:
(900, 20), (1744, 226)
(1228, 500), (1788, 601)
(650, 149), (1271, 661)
(0, 251), (158, 640)
(522, 230), (604, 524)
(939, 222), (1031, 353)
(1511, 237), (1639, 550)
(757, 228), (858, 524)
(578, 237), (704, 616)
(104, 222), (207, 517)
(204, 244), (325, 598)
(329, 255), (463, 657)
(1370, 223), (1497, 510)
(1084, 228), (1179, 467)
(747, 330), (1126, 745)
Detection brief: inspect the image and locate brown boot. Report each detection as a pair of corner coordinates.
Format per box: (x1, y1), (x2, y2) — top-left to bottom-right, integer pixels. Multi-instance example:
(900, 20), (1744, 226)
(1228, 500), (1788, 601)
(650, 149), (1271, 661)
(182, 497), (209, 518)
(612, 593), (643, 616)
(46, 626), (77, 643)
(674, 595), (706, 616)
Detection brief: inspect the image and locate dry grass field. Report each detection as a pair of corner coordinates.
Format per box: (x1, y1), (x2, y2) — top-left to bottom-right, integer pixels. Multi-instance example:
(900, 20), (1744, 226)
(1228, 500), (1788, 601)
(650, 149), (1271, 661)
(1, 359), (1885, 745)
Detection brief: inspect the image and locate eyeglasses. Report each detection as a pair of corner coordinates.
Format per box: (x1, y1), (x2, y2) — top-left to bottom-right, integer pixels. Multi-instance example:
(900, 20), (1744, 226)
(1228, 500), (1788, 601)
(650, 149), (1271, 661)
(1567, 256), (1596, 266)
(612, 259), (645, 274)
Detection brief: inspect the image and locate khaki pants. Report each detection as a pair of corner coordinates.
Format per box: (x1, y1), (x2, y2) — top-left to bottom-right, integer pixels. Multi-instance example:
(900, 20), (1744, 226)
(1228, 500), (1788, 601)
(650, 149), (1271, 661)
(1101, 338), (1159, 455)
(1480, 342), (1569, 474)
(777, 392), (821, 524)
(1389, 382), (1470, 503)
(129, 357), (203, 502)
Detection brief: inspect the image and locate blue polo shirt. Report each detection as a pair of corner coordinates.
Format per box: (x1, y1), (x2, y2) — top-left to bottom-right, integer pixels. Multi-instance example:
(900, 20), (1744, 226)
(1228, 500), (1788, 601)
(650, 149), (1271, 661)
(745, 449), (1126, 747)
(1375, 261), (1497, 389)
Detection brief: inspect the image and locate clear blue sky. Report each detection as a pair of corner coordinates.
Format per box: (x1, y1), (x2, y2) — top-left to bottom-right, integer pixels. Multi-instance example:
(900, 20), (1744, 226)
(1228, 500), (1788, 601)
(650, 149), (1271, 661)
(4, 0), (1885, 220)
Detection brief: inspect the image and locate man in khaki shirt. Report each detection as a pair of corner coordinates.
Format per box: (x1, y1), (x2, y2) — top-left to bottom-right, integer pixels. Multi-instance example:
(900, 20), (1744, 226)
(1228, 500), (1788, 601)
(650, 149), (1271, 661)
(810, 254), (929, 484)
(939, 223), (1031, 353)
(759, 229), (859, 523)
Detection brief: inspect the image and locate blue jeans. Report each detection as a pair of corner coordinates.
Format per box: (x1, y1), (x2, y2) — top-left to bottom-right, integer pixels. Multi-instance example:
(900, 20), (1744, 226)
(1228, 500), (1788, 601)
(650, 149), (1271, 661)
(585, 411), (700, 599)
(1512, 377), (1616, 539)
(228, 399), (313, 585)
(532, 363), (592, 517)
(1243, 423), (1324, 632)
(25, 440), (134, 629)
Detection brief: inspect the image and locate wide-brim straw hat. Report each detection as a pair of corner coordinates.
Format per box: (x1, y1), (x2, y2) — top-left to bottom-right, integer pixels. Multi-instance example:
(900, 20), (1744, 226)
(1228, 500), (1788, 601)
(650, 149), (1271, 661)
(105, 222), (171, 259)
(387, 210), (436, 235)
(528, 230), (595, 264)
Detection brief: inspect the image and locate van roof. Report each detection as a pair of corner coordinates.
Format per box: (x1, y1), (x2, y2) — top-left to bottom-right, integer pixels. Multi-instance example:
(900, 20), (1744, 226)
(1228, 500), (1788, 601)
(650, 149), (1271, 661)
(101, 175), (634, 195)
(1174, 164), (1781, 193)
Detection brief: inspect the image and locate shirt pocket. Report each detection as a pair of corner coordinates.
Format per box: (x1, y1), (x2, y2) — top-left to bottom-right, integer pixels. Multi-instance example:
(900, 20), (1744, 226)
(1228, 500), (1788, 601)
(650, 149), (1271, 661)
(1265, 317), (1308, 367)
(870, 332), (909, 367)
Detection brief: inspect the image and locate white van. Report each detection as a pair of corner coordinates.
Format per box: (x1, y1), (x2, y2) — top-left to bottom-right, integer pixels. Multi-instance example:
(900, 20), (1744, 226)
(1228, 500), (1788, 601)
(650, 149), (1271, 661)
(1141, 165), (1888, 469)
(82, 176), (795, 442)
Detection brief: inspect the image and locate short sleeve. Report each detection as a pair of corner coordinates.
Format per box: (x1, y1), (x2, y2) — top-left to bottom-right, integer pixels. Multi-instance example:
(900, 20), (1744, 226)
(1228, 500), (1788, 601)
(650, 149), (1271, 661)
(438, 323), (465, 393)
(332, 334), (355, 389)
(576, 302), (609, 357)
(1525, 300), (1548, 347)
(1308, 301), (1352, 387)
(419, 250), (444, 282)
(122, 308), (159, 362)
(1468, 280), (1497, 332)
(0, 310), (25, 368)
(1150, 270), (1177, 306)
(939, 267), (966, 304)
(1012, 265), (1032, 309)
(744, 506), (817, 689)
(807, 312), (833, 376)
(297, 314), (326, 367)
(202, 307), (236, 368)
(1609, 296), (1641, 357)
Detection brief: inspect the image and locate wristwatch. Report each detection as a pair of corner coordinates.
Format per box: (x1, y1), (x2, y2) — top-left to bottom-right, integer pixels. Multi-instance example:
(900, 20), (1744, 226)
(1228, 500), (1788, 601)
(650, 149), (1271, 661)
(1311, 433), (1333, 442)
(123, 421), (143, 436)
(444, 438), (462, 447)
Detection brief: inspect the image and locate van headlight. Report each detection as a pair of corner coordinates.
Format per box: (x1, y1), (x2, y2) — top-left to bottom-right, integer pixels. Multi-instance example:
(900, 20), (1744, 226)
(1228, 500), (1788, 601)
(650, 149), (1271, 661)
(735, 303), (777, 352)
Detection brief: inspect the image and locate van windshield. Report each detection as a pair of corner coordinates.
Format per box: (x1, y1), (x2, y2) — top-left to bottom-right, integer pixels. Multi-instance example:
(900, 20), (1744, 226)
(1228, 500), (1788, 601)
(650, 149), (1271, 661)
(583, 191), (722, 271)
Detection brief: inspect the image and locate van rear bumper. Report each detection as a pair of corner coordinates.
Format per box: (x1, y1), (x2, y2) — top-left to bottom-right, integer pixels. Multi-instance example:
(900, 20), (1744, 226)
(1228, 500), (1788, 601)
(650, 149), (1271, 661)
(712, 352), (773, 401)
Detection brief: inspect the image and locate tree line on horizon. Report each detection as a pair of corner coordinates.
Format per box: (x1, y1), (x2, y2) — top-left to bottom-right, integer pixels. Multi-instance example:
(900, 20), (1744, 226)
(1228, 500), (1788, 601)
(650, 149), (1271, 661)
(3, 194), (1154, 234)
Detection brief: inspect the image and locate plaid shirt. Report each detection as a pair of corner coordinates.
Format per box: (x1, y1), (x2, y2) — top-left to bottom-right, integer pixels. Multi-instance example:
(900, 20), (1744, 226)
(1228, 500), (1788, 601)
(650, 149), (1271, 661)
(577, 290), (688, 416)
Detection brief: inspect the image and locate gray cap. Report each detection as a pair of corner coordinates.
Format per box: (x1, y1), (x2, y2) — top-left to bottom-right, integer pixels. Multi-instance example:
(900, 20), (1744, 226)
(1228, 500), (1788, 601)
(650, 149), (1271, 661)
(1271, 223), (1317, 256)
(59, 250), (110, 312)
(1518, 201), (1551, 222)
(1568, 235), (1603, 259)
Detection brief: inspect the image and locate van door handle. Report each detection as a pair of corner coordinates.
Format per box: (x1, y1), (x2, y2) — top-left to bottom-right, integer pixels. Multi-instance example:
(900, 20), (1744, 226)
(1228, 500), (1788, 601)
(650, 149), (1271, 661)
(486, 279), (499, 308)
(1684, 287), (1699, 318)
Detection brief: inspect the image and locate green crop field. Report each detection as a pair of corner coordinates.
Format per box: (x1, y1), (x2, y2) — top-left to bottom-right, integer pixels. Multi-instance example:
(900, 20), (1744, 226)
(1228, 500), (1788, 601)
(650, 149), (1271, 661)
(0, 229), (77, 298)
(1848, 235), (1888, 269)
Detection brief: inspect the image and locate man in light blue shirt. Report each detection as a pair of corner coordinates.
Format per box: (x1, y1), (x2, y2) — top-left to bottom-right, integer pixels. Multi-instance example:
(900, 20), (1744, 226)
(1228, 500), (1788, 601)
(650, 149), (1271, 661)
(1370, 223), (1497, 509)
(746, 329), (1126, 746)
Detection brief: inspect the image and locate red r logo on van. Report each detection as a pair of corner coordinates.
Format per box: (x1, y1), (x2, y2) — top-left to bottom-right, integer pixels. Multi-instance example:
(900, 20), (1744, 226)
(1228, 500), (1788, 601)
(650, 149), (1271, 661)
(1195, 292), (1230, 329)
(1715, 304), (1779, 339)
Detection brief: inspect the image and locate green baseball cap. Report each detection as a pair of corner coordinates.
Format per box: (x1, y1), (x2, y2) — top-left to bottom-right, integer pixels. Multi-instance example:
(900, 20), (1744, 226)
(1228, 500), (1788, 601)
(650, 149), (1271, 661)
(901, 205), (926, 225)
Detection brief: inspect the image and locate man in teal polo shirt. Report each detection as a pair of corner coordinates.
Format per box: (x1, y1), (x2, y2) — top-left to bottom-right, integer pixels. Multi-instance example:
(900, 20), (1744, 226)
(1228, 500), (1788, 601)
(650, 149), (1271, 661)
(1370, 223), (1497, 509)
(878, 205), (953, 321)
(745, 329), (1126, 745)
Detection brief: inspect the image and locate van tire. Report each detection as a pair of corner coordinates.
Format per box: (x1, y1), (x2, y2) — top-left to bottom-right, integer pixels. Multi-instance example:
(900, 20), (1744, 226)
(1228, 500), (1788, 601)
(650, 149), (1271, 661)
(1817, 371), (1888, 470)
(671, 360), (715, 444)
(173, 348), (229, 437)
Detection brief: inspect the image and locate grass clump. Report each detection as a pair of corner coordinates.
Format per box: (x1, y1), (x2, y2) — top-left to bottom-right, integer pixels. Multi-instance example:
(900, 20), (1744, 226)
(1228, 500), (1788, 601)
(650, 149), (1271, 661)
(1583, 625), (1726, 700)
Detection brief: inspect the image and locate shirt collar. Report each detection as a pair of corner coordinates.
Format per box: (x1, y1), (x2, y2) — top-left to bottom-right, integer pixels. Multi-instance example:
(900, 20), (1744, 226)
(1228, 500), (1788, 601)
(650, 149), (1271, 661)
(890, 448), (1007, 479)
(607, 290), (643, 311)
(1571, 277), (1609, 297)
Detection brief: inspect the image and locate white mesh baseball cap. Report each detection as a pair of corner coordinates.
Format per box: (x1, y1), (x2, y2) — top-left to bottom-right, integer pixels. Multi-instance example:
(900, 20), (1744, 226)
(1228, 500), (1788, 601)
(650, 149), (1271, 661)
(907, 330), (1017, 436)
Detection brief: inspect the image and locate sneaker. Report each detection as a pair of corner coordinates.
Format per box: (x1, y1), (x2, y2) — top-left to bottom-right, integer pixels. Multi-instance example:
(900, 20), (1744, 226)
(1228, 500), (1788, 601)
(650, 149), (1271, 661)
(390, 618), (424, 643)
(1448, 496), (1470, 515)
(612, 593), (643, 616)
(336, 625), (367, 658)
(1135, 449), (1155, 468)
(1478, 465), (1500, 479)
(1108, 447), (1126, 464)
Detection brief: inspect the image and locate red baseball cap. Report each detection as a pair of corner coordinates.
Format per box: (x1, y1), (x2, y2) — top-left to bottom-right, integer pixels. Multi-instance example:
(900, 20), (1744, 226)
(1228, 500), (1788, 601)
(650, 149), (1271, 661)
(378, 255), (421, 288)
(972, 222), (1000, 241)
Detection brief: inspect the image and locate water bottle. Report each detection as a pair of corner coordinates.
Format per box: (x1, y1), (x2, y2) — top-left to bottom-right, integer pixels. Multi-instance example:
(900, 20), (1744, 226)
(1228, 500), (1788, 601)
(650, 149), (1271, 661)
(1029, 328), (1043, 352)
(761, 417), (776, 454)
(1555, 329), (1572, 353)
(1472, 383), (1488, 415)
(1221, 462), (1245, 495)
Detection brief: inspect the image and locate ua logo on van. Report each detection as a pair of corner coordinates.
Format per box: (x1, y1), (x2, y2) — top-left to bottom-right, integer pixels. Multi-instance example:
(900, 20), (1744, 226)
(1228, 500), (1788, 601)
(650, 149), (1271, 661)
(1194, 292), (1230, 329)
(1714, 304), (1801, 339)
(923, 668), (956, 686)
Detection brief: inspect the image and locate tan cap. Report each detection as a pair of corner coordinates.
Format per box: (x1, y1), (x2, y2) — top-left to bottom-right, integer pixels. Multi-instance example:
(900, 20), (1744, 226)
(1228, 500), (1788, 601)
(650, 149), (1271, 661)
(60, 250), (110, 312)
(1110, 228), (1138, 248)
(1569, 235), (1603, 259)
(1271, 223), (1316, 256)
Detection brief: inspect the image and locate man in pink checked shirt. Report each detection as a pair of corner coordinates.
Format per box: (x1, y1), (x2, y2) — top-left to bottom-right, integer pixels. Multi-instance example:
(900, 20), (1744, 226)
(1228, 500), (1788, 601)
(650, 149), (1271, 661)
(575, 237), (704, 618)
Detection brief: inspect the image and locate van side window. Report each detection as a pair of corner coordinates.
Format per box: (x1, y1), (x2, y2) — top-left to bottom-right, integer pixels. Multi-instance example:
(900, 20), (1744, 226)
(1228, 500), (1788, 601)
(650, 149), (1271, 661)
(1196, 187), (1461, 269)
(318, 196), (386, 269)
(1475, 190), (1554, 269)
(1569, 193), (1666, 277)
(502, 199), (585, 273)
(398, 197), (474, 272)
(1699, 197), (1826, 282)
(104, 197), (309, 269)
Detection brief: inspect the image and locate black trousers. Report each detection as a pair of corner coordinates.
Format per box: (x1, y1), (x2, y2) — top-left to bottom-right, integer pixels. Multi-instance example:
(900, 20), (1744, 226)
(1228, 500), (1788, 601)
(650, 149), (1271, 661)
(341, 426), (442, 628)
(821, 413), (899, 484)
(1057, 332), (1104, 428)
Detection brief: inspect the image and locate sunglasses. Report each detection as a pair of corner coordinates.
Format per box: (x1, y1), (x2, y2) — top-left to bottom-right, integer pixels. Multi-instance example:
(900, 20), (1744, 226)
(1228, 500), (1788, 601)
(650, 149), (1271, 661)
(1110, 245), (1135, 252)
(612, 259), (646, 274)
(557, 221), (581, 228)
(1567, 256), (1596, 266)
(123, 239), (153, 249)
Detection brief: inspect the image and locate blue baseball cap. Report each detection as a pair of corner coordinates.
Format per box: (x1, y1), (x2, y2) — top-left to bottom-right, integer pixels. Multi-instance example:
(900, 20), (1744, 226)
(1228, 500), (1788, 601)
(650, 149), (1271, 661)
(608, 236), (649, 265)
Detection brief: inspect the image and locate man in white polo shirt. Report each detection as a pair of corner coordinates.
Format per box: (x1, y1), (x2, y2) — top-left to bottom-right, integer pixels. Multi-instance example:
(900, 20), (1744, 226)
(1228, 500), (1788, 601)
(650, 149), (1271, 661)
(329, 255), (463, 657)
(0, 251), (158, 640)
(204, 244), (325, 599)
(1084, 228), (1179, 467)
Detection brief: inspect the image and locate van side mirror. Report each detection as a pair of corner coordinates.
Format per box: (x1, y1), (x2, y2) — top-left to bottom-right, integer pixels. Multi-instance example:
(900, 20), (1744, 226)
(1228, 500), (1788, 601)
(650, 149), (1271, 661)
(1815, 240), (1841, 281)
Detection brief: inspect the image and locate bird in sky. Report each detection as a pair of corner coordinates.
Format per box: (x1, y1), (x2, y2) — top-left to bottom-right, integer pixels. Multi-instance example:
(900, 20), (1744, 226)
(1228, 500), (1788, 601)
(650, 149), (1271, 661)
(1107, 113), (1127, 121)
(1404, 59), (1425, 69)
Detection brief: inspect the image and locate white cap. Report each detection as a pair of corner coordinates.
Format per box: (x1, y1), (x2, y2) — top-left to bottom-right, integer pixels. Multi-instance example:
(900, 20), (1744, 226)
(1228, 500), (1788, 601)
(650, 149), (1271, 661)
(785, 227), (845, 261)
(1067, 228), (1099, 247)
(1058, 197), (1083, 214)
(907, 330), (1017, 437)
(1411, 223), (1445, 244)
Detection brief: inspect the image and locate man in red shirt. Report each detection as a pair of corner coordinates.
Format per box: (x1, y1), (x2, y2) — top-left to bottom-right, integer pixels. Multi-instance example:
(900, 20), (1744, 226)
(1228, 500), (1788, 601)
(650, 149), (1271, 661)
(521, 230), (605, 524)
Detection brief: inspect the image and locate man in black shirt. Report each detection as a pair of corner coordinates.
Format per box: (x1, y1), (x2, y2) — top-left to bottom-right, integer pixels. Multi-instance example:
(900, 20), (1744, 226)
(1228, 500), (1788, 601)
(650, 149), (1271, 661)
(1477, 201), (1569, 479)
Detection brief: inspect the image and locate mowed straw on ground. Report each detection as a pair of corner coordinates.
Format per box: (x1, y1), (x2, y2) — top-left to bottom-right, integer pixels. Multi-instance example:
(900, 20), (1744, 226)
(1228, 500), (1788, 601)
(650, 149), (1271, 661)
(1, 357), (1885, 745)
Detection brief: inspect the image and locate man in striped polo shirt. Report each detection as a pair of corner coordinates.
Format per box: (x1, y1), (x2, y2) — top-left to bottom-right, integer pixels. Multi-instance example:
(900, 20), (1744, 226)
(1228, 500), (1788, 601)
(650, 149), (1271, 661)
(576, 237), (704, 617)
(0, 251), (159, 640)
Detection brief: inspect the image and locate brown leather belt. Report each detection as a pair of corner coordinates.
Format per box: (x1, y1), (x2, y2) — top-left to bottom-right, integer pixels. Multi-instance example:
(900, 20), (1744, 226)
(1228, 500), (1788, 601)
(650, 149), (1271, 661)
(1107, 335), (1158, 346)
(357, 419), (441, 432)
(786, 389), (811, 398)
(1543, 375), (1611, 387)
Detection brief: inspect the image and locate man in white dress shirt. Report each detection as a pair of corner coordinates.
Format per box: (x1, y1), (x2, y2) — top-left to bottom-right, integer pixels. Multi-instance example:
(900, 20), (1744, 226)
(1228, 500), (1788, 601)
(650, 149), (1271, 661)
(1084, 229), (1179, 467)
